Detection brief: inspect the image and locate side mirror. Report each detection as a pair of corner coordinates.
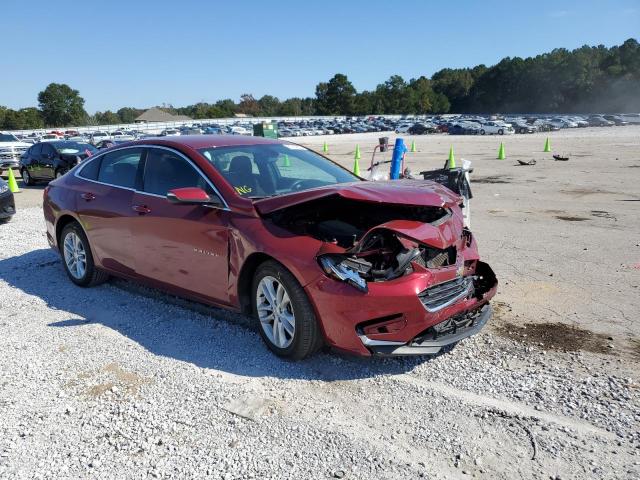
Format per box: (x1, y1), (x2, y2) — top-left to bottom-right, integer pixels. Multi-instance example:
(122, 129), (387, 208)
(167, 187), (219, 206)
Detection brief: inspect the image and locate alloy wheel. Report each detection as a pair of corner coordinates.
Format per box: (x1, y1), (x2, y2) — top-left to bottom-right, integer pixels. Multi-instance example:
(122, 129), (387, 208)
(256, 276), (295, 349)
(63, 231), (87, 280)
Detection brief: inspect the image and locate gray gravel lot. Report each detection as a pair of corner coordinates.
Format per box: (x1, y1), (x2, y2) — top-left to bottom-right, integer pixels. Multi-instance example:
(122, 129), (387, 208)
(1, 127), (639, 479)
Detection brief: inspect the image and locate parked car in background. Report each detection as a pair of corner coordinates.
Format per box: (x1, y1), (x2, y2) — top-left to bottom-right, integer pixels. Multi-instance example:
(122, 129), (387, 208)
(90, 132), (111, 144)
(95, 139), (133, 149)
(0, 132), (31, 172)
(0, 177), (15, 223)
(408, 123), (437, 135)
(603, 115), (629, 126)
(394, 124), (411, 134)
(511, 121), (537, 134)
(161, 129), (181, 136)
(40, 134), (61, 142)
(479, 121), (514, 135)
(20, 141), (97, 184)
(43, 136), (497, 359)
(588, 116), (614, 127)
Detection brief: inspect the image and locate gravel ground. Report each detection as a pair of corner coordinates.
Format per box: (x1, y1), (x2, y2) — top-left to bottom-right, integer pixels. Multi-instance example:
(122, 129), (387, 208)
(1, 207), (638, 479)
(2, 126), (640, 479)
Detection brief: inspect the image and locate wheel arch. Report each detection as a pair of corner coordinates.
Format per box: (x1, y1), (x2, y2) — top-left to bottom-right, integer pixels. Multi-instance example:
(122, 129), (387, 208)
(55, 214), (83, 250)
(237, 252), (277, 315)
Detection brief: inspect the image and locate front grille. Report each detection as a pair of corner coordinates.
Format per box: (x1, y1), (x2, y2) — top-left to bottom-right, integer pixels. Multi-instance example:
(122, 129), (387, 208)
(418, 276), (473, 312)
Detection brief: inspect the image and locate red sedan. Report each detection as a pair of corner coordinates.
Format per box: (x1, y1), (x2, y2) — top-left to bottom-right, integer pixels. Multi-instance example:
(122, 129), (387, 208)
(43, 136), (497, 359)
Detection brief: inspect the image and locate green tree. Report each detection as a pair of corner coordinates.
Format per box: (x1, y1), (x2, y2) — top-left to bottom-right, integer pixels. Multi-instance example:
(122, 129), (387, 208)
(315, 74), (356, 115)
(257, 95), (281, 117)
(117, 107), (143, 123)
(237, 94), (260, 116)
(37, 83), (88, 127)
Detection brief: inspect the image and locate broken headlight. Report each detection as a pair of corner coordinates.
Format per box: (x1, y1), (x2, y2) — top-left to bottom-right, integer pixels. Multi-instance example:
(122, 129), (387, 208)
(318, 255), (368, 293)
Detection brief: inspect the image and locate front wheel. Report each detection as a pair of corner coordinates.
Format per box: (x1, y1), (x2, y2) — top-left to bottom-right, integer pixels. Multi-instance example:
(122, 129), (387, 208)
(252, 260), (323, 359)
(60, 222), (109, 287)
(480, 129), (485, 135)
(498, 129), (504, 135)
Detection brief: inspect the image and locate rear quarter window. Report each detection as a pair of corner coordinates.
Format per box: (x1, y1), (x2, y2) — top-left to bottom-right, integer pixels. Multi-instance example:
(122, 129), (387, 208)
(78, 157), (101, 180)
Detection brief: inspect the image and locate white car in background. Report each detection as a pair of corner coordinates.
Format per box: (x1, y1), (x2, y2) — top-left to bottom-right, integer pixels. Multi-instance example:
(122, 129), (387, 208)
(89, 132), (111, 144)
(40, 134), (62, 142)
(479, 121), (514, 135)
(0, 132), (30, 170)
(395, 124), (411, 134)
(549, 118), (578, 129)
(111, 131), (136, 141)
(161, 129), (181, 136)
(228, 126), (248, 135)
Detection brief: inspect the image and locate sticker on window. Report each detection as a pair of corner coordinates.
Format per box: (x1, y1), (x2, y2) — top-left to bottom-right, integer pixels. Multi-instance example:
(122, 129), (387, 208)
(235, 185), (252, 194)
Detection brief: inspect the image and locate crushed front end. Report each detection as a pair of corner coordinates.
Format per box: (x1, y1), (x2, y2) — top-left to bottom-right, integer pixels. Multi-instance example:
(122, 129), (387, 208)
(260, 181), (498, 356)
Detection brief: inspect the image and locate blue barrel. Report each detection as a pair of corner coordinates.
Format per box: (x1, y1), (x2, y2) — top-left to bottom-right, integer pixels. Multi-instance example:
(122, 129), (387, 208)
(390, 138), (407, 179)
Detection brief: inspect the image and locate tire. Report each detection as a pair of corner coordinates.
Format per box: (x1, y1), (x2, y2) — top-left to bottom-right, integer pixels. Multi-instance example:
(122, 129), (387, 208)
(519, 128), (526, 134)
(252, 260), (323, 360)
(498, 129), (504, 135)
(21, 168), (34, 186)
(60, 222), (109, 287)
(480, 129), (485, 135)
(55, 169), (65, 179)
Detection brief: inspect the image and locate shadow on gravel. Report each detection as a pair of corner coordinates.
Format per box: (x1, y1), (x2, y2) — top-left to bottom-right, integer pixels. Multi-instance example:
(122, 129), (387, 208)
(1, 249), (430, 381)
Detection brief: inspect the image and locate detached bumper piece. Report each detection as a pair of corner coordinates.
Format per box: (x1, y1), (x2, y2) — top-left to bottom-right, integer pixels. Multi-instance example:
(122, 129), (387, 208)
(363, 304), (492, 356)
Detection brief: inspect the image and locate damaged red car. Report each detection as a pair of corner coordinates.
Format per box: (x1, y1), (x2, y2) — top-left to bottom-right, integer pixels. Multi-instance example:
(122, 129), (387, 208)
(43, 136), (497, 359)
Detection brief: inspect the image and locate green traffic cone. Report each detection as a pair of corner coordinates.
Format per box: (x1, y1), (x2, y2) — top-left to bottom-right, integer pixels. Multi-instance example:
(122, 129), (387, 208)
(410, 140), (416, 153)
(354, 144), (361, 160)
(283, 154), (291, 167)
(6, 167), (20, 193)
(498, 142), (506, 160)
(323, 141), (328, 153)
(353, 157), (360, 176)
(543, 137), (551, 152)
(447, 146), (456, 169)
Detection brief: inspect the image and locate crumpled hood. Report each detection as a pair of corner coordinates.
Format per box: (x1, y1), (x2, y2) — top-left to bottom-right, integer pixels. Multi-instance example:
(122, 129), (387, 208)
(254, 180), (461, 215)
(352, 219), (462, 251)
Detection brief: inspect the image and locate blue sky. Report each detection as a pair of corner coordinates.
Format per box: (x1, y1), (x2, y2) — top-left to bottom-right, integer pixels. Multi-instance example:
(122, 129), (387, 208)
(3, 0), (639, 112)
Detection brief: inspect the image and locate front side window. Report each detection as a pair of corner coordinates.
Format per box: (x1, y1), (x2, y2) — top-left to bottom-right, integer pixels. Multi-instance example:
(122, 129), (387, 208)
(97, 148), (143, 188)
(142, 148), (215, 197)
(199, 143), (359, 198)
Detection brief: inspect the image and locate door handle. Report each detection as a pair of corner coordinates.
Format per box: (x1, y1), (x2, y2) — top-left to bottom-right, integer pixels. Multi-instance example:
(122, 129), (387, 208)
(132, 204), (151, 214)
(80, 192), (95, 201)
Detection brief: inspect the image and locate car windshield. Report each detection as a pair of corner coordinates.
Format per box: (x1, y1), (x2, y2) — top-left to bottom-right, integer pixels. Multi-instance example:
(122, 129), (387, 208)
(0, 134), (19, 142)
(52, 142), (98, 154)
(199, 143), (360, 198)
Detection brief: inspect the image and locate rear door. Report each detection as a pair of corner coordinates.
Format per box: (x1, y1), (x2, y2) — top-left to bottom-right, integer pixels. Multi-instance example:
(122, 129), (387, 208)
(23, 144), (41, 177)
(40, 143), (56, 179)
(75, 147), (145, 275)
(131, 146), (231, 304)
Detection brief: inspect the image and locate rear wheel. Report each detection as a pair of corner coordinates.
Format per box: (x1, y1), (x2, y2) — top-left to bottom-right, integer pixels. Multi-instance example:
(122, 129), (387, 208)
(55, 169), (65, 179)
(21, 168), (34, 186)
(60, 222), (109, 287)
(252, 260), (322, 359)
(480, 129), (485, 135)
(498, 129), (504, 135)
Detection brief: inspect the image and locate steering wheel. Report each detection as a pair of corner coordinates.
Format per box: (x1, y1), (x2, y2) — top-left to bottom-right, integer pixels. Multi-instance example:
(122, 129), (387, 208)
(289, 179), (324, 192)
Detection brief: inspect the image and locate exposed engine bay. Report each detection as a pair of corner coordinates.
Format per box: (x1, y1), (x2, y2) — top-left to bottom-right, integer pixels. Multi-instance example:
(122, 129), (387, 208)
(267, 195), (463, 287)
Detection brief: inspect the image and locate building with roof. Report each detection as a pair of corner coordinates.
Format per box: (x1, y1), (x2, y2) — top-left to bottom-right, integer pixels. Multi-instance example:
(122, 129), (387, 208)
(134, 107), (192, 123)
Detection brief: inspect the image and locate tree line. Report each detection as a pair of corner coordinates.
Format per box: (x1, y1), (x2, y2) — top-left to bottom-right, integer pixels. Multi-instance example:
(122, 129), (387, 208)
(1, 38), (638, 130)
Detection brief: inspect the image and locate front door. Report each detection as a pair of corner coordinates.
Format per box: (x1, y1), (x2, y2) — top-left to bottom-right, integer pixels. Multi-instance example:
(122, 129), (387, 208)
(131, 146), (230, 304)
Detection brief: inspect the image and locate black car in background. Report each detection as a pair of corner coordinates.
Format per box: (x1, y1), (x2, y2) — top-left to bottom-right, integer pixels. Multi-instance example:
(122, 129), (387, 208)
(0, 178), (15, 223)
(408, 123), (438, 135)
(19, 141), (97, 185)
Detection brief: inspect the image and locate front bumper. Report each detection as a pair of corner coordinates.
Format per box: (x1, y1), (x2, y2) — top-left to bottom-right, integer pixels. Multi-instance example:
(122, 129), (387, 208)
(0, 190), (16, 219)
(361, 304), (492, 355)
(306, 261), (498, 356)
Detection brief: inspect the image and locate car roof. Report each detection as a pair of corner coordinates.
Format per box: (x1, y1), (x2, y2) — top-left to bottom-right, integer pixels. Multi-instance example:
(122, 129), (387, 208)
(126, 134), (286, 150)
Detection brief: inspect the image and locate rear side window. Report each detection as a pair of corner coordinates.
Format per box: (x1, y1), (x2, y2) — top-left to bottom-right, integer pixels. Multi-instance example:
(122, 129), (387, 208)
(30, 144), (42, 156)
(78, 157), (101, 180)
(142, 148), (214, 196)
(97, 148), (143, 189)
